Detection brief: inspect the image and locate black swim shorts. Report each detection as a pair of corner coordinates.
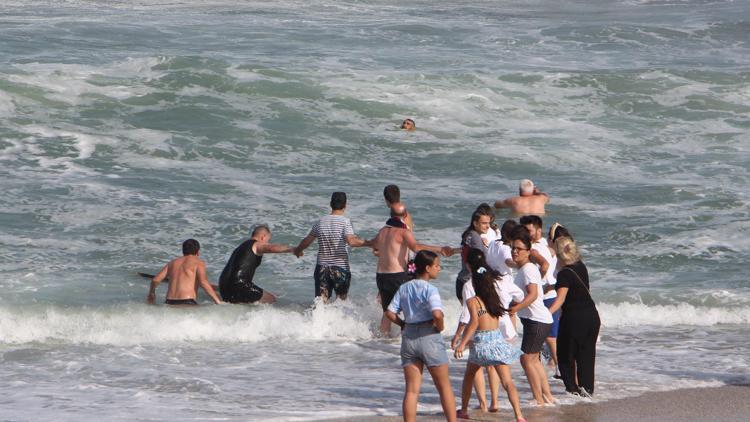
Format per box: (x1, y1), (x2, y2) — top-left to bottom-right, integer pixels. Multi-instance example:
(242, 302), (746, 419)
(165, 298), (199, 306)
(376, 272), (412, 312)
(221, 280), (264, 304)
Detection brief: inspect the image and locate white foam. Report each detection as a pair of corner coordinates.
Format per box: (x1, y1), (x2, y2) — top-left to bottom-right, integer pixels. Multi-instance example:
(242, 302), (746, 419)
(0, 301), (378, 346)
(600, 301), (750, 327)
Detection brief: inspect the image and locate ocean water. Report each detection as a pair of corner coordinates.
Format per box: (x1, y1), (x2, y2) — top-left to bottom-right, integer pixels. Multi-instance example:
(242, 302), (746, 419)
(1, 0), (748, 420)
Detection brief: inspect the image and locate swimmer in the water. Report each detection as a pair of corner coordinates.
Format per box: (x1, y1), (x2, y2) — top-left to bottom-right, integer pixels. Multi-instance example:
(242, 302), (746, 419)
(400, 118), (416, 131)
(147, 239), (223, 306)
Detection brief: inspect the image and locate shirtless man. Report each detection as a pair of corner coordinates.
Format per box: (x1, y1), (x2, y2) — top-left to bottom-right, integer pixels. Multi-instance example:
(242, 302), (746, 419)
(494, 179), (550, 216)
(147, 239), (223, 305)
(219, 224), (295, 304)
(372, 205), (454, 334)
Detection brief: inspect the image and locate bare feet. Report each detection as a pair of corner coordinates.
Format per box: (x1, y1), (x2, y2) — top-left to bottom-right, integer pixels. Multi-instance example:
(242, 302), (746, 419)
(456, 409), (470, 419)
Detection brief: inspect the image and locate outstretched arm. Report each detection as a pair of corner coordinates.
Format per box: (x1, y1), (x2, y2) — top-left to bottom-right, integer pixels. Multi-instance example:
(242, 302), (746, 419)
(294, 234), (316, 257)
(494, 198), (512, 209)
(147, 264), (168, 304)
(346, 234), (372, 248)
(404, 230), (454, 256)
(256, 243), (294, 254)
(197, 262), (223, 304)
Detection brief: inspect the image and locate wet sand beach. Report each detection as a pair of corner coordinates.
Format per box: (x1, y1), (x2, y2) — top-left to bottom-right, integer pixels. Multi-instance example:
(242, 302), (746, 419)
(325, 385), (750, 421)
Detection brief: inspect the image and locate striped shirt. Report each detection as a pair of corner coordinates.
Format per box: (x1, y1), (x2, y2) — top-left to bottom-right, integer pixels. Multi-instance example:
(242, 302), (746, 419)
(309, 214), (355, 269)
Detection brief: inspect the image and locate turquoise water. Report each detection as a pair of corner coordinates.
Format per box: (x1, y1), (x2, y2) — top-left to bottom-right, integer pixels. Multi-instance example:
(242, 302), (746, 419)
(1, 0), (748, 420)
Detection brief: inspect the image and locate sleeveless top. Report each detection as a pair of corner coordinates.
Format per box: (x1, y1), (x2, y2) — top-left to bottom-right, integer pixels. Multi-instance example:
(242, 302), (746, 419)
(219, 239), (263, 290)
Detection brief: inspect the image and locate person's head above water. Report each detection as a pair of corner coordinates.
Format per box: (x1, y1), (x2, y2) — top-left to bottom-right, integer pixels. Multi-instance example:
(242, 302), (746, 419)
(330, 191), (347, 211)
(384, 184), (401, 206)
(182, 238), (200, 256)
(251, 224), (272, 242)
(400, 118), (415, 131)
(519, 179), (535, 196)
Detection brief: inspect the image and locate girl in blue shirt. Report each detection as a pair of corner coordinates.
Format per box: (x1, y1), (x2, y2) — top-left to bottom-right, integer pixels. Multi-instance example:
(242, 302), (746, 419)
(386, 250), (457, 422)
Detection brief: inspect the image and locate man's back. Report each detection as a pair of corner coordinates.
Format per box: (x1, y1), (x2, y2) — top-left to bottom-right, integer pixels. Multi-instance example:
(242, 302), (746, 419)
(375, 226), (411, 273)
(165, 255), (202, 300)
(507, 195), (548, 216)
(313, 214), (354, 269)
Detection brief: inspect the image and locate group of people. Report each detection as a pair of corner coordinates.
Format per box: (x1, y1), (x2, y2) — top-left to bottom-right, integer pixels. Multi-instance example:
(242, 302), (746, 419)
(146, 179), (601, 421)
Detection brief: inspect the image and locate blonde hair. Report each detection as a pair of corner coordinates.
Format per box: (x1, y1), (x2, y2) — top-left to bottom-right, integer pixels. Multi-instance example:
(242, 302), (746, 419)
(554, 236), (581, 266)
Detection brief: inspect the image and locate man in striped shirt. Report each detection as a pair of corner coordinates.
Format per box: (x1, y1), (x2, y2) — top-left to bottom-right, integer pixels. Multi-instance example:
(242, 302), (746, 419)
(294, 192), (372, 302)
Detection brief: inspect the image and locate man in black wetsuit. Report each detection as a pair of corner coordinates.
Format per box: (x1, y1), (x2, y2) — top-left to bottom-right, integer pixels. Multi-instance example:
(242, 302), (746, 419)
(219, 224), (295, 304)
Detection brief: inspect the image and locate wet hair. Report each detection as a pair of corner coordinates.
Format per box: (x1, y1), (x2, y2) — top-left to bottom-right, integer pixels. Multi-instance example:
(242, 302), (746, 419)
(500, 219), (518, 243)
(548, 222), (574, 243)
(383, 184), (400, 205)
(466, 248), (507, 318)
(251, 224), (271, 237)
(414, 250), (439, 275)
(330, 191), (347, 211)
(510, 228), (532, 250)
(182, 239), (200, 255)
(462, 207), (494, 243)
(519, 179), (534, 194)
(400, 118), (415, 129)
(554, 237), (581, 266)
(519, 214), (543, 230)
(475, 203), (498, 232)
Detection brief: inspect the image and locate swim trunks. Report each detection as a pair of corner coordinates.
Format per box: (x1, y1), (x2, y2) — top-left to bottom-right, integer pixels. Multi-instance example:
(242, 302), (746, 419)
(165, 298), (198, 305)
(314, 265), (351, 298)
(376, 271), (412, 311)
(219, 239), (265, 304)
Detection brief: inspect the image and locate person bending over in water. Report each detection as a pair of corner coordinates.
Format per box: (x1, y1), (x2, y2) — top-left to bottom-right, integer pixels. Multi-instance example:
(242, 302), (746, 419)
(385, 250), (456, 422)
(148, 238), (223, 306)
(494, 179), (550, 216)
(400, 118), (416, 131)
(219, 224), (295, 304)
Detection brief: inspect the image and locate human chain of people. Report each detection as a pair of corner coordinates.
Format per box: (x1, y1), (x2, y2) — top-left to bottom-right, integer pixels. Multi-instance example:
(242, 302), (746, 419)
(146, 179), (600, 422)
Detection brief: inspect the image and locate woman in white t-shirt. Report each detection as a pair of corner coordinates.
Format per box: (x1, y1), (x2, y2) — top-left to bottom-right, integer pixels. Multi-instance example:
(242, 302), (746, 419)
(509, 232), (556, 406)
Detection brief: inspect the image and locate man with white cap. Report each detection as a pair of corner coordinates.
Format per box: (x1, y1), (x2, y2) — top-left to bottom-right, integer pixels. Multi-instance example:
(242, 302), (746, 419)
(493, 179), (550, 216)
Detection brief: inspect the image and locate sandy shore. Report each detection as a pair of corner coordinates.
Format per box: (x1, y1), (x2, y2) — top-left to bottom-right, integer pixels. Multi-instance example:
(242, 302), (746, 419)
(323, 385), (750, 421)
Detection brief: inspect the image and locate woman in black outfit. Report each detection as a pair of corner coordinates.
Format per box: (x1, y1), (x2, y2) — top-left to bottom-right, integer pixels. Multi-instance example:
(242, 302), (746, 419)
(547, 236), (600, 397)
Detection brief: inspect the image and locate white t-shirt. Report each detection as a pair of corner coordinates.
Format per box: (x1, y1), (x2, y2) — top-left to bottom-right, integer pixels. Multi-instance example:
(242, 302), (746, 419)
(532, 238), (557, 300)
(482, 227), (501, 243)
(486, 240), (513, 275)
(514, 263), (553, 324)
(458, 275), (524, 340)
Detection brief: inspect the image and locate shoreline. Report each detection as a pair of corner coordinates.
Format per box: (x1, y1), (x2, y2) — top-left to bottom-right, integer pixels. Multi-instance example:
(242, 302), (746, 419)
(322, 384), (750, 421)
